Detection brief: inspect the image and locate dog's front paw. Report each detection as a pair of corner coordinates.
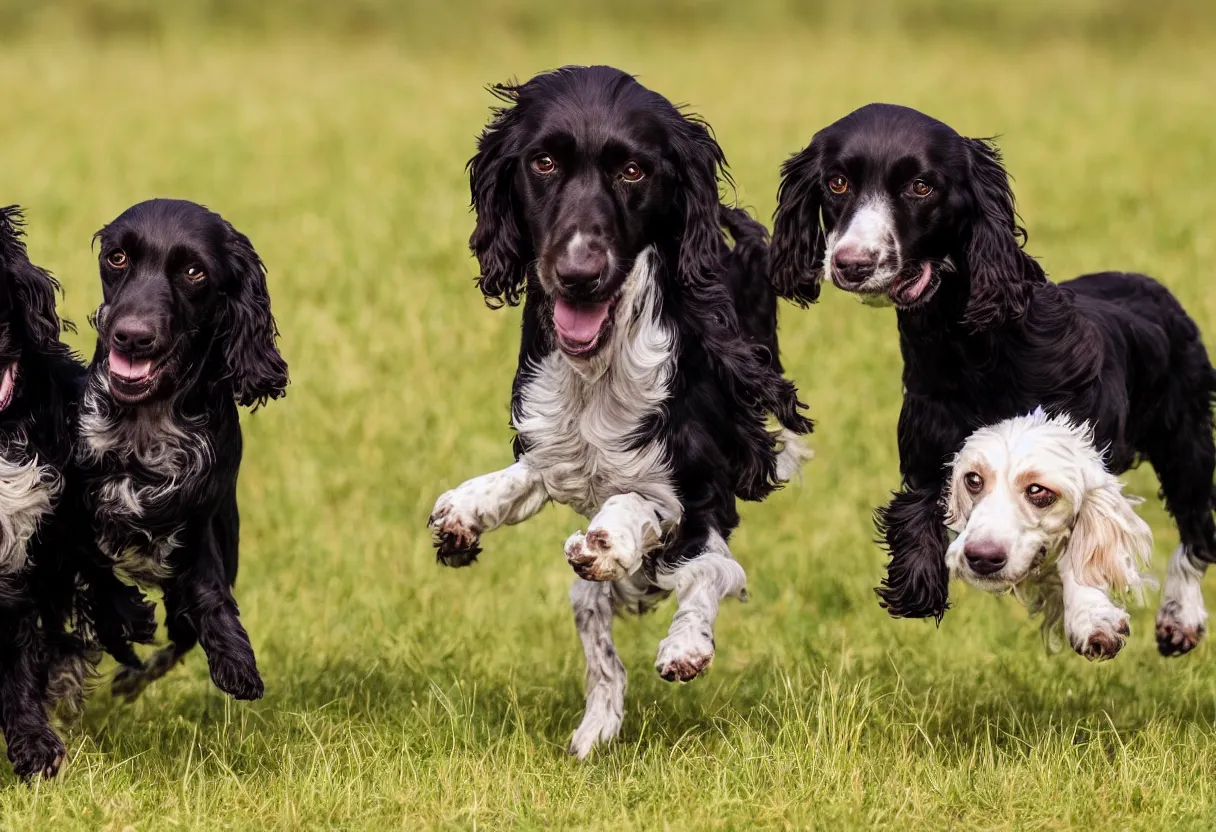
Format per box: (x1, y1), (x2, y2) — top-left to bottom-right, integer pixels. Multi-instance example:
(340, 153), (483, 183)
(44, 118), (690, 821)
(428, 491), (483, 567)
(655, 628), (715, 682)
(564, 527), (644, 583)
(209, 656), (264, 701)
(1068, 606), (1130, 662)
(8, 727), (66, 780)
(1157, 599), (1208, 657)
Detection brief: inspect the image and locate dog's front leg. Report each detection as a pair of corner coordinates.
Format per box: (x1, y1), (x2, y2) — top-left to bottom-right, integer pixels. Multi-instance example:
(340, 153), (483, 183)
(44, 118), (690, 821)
(652, 531), (747, 683)
(165, 517), (263, 701)
(1059, 555), (1130, 661)
(429, 461), (549, 567)
(0, 619), (65, 779)
(564, 493), (676, 582)
(875, 485), (951, 620)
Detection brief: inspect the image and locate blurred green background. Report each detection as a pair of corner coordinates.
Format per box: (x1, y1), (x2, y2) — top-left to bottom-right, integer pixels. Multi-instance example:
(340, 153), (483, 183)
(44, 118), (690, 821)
(1, 1), (1215, 828)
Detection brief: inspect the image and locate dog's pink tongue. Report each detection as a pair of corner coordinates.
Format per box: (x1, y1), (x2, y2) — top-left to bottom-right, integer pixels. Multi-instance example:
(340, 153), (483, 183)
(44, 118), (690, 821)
(109, 349), (153, 381)
(553, 298), (611, 344)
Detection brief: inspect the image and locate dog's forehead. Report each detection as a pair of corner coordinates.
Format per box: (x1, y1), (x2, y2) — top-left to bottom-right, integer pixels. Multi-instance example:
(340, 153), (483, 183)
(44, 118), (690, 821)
(103, 202), (223, 253)
(533, 95), (667, 151)
(821, 104), (963, 166)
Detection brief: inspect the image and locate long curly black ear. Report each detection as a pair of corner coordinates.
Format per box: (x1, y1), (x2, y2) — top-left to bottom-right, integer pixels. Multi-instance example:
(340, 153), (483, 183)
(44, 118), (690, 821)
(771, 141), (825, 306)
(962, 138), (1046, 332)
(219, 221), (288, 408)
(468, 85), (530, 308)
(669, 113), (729, 287)
(0, 205), (66, 355)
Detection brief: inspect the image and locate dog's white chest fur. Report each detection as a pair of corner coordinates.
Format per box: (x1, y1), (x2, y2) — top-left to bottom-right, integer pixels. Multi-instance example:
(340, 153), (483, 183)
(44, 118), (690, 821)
(513, 250), (681, 520)
(0, 445), (61, 575)
(79, 378), (212, 580)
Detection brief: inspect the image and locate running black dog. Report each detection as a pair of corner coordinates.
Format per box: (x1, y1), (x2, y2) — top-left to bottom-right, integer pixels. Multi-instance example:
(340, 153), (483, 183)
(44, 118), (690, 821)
(79, 199), (288, 702)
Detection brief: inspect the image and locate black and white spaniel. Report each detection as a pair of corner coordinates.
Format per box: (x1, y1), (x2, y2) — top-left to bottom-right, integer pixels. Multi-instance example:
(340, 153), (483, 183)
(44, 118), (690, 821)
(945, 409), (1153, 659)
(771, 103), (1216, 656)
(79, 199), (288, 702)
(428, 66), (811, 759)
(0, 206), (152, 779)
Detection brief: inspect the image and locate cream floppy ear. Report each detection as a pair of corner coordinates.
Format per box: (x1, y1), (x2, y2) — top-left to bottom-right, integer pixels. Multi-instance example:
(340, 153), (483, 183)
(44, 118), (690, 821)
(942, 463), (972, 531)
(1066, 473), (1153, 592)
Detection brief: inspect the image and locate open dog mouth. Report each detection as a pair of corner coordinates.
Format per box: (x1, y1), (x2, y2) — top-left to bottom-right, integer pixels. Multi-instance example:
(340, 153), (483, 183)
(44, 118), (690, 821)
(107, 349), (165, 404)
(888, 262), (937, 309)
(553, 295), (620, 358)
(0, 363), (16, 411)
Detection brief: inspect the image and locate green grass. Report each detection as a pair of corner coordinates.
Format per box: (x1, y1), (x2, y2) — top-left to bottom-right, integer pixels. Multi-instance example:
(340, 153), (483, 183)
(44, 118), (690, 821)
(2, 2), (1216, 828)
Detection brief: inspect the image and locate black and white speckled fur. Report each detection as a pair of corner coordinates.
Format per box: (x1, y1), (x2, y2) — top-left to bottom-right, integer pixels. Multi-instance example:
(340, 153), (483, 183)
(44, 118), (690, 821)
(429, 67), (812, 759)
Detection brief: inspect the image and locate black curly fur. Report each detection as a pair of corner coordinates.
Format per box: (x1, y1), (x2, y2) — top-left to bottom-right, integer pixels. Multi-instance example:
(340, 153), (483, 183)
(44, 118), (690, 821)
(0, 206), (154, 781)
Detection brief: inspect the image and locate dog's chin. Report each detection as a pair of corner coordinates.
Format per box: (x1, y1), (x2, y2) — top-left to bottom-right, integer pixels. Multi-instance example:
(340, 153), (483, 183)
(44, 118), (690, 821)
(958, 571), (1018, 595)
(552, 294), (620, 359)
(106, 349), (172, 406)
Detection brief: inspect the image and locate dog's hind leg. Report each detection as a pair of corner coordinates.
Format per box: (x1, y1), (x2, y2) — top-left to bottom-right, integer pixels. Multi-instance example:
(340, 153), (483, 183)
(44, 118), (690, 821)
(653, 530), (747, 683)
(112, 583), (198, 701)
(429, 462), (550, 567)
(1147, 390), (1216, 656)
(568, 578), (626, 760)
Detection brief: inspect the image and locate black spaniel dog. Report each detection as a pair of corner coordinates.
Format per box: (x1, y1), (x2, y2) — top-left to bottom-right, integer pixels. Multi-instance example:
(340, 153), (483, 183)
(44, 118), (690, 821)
(0, 206), (154, 779)
(771, 103), (1216, 656)
(428, 66), (811, 759)
(78, 199), (288, 702)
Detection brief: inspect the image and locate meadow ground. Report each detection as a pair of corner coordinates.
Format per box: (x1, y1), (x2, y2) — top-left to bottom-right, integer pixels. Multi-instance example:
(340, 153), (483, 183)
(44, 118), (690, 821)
(1, 1), (1216, 828)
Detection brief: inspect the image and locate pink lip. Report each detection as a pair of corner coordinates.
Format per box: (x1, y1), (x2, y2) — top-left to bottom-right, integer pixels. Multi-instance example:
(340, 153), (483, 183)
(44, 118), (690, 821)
(0, 364), (15, 411)
(890, 261), (935, 306)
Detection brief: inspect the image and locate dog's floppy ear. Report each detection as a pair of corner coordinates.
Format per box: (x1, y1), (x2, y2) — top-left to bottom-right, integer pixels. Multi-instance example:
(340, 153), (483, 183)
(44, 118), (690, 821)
(468, 84), (530, 308)
(962, 138), (1045, 332)
(875, 487), (952, 621)
(0, 205), (66, 355)
(771, 140), (825, 306)
(219, 221), (289, 408)
(1066, 473), (1153, 592)
(668, 112), (729, 287)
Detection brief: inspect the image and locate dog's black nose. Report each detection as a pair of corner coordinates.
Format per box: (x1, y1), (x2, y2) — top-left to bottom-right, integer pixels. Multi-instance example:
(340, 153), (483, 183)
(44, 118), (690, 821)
(964, 540), (1008, 576)
(555, 237), (608, 288)
(110, 319), (159, 356)
(831, 245), (876, 287)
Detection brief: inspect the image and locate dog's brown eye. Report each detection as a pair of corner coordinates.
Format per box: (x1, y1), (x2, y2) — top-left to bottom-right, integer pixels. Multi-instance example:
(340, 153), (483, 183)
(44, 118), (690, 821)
(909, 179), (933, 197)
(620, 162), (644, 182)
(1025, 484), (1057, 508)
(828, 175), (848, 195)
(184, 266), (206, 282)
(532, 155), (556, 174)
(963, 472), (984, 494)
(107, 251), (128, 269)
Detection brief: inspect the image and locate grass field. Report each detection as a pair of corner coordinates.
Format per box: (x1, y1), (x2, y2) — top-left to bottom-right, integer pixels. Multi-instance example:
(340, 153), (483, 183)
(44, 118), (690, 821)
(2, 1), (1216, 828)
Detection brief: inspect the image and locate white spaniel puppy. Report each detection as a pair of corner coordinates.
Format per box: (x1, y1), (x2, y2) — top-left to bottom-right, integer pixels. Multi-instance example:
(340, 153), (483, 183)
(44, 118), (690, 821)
(945, 409), (1154, 660)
